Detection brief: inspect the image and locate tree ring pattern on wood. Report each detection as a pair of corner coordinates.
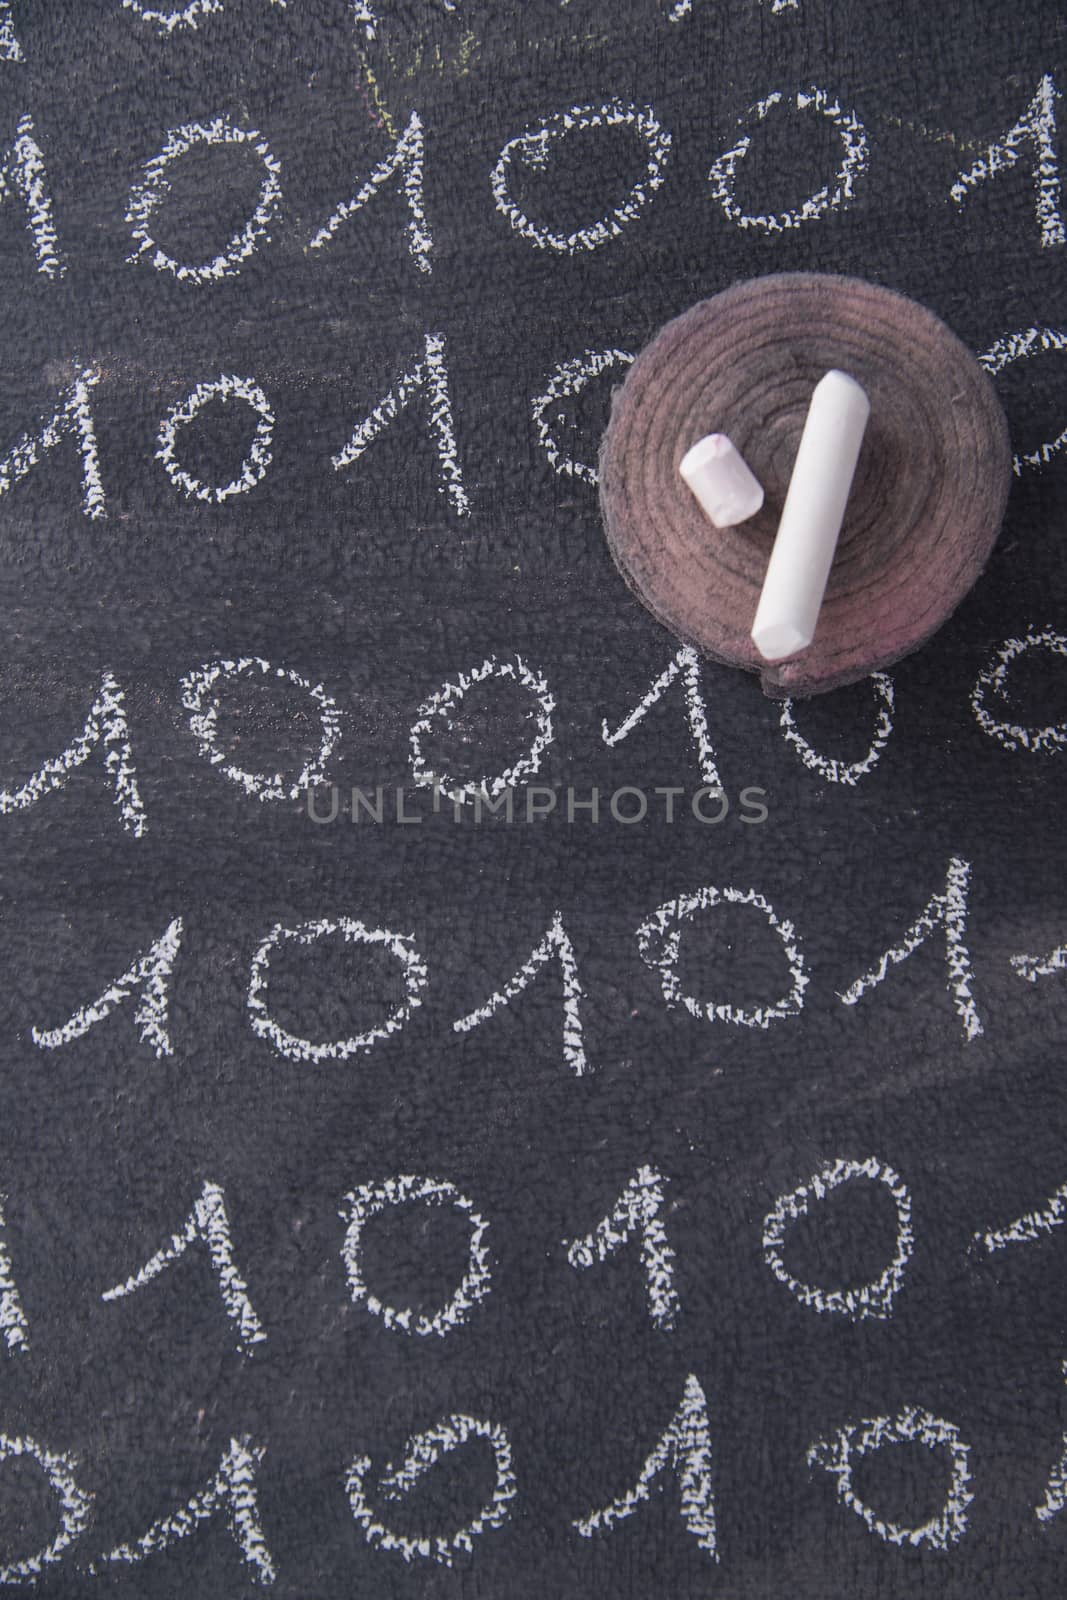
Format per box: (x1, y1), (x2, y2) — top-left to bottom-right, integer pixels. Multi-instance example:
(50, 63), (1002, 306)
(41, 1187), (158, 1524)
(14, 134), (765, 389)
(598, 273), (1012, 697)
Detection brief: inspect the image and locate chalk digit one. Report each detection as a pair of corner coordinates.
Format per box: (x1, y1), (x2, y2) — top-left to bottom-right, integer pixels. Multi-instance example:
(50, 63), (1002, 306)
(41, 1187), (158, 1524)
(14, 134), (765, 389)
(101, 1179), (266, 1354)
(0, 670), (145, 834)
(309, 112), (432, 274)
(0, 3), (24, 61)
(95, 1435), (276, 1583)
(564, 1164), (680, 1329)
(952, 75), (1064, 249)
(0, 366), (104, 518)
(602, 646), (722, 789)
(0, 113), (63, 273)
(332, 332), (469, 514)
(573, 1374), (717, 1558)
(453, 911), (587, 1075)
(837, 856), (982, 1040)
(32, 916), (181, 1058)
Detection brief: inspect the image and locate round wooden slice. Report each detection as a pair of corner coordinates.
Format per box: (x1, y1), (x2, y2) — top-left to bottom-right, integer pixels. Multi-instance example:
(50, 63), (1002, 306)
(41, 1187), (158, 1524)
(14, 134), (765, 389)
(598, 273), (1012, 697)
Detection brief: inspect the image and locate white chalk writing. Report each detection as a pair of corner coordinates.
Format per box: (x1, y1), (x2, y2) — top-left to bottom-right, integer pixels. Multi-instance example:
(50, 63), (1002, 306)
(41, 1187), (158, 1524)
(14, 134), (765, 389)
(340, 1175), (492, 1337)
(779, 672), (894, 785)
(156, 375), (274, 502)
(97, 1435), (275, 1582)
(248, 917), (428, 1062)
(453, 910), (587, 1075)
(101, 1179), (266, 1354)
(574, 1373), (716, 1558)
(1036, 1360), (1067, 1524)
(492, 100), (672, 253)
(0, 670), (145, 834)
(180, 656), (341, 802)
(636, 884), (808, 1028)
(332, 332), (469, 514)
(808, 1407), (973, 1549)
(708, 87), (868, 232)
(763, 1157), (914, 1320)
(951, 75), (1064, 248)
(0, 1199), (28, 1354)
(602, 646), (721, 789)
(531, 347), (634, 484)
(0, 1435), (92, 1581)
(978, 326), (1067, 474)
(838, 856), (982, 1040)
(565, 1164), (679, 1329)
(309, 111), (432, 274)
(32, 917), (181, 1058)
(410, 653), (555, 805)
(127, 117), (282, 282)
(346, 1414), (516, 1564)
(973, 1180), (1067, 1255)
(0, 3), (24, 60)
(971, 628), (1067, 752)
(1011, 943), (1067, 983)
(0, 114), (64, 275)
(0, 366), (104, 518)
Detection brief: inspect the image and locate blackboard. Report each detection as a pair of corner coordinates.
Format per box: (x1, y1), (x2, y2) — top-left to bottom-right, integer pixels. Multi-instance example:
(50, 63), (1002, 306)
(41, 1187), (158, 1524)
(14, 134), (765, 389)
(0, 1), (1065, 1596)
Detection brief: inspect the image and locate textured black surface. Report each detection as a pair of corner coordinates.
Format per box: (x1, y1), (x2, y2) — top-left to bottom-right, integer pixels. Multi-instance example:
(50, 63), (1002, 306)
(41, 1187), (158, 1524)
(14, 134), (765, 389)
(0, 1), (1066, 1596)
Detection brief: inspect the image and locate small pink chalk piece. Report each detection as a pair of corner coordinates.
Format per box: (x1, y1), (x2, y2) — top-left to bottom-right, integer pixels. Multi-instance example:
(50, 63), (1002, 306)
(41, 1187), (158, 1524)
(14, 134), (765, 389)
(679, 432), (764, 529)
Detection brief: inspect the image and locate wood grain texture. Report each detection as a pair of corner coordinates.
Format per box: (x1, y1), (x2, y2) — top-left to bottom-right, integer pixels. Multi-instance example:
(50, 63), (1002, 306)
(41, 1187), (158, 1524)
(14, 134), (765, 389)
(599, 273), (1013, 697)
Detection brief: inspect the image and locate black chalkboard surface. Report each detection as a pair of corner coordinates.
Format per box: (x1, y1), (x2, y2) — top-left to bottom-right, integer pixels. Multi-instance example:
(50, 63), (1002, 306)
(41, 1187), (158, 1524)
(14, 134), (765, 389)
(0, 2), (1065, 1596)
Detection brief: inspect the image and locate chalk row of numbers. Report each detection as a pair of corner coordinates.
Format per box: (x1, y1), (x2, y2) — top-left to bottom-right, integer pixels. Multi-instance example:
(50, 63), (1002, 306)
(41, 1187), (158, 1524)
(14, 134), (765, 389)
(0, 1154), (1064, 1581)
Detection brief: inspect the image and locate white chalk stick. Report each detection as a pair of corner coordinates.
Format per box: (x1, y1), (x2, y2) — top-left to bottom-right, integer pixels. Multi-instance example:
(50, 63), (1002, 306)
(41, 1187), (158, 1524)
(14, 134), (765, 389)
(679, 433), (764, 528)
(751, 370), (870, 662)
